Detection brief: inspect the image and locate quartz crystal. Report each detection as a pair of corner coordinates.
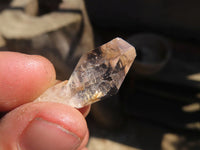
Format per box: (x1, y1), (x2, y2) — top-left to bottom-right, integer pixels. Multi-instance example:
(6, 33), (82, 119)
(35, 38), (136, 108)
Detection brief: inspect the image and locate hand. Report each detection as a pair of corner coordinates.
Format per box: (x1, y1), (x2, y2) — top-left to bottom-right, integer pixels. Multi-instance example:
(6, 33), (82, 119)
(0, 52), (90, 150)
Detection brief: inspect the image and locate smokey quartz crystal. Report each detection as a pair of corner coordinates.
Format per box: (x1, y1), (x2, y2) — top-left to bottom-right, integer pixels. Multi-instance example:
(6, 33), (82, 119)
(35, 38), (136, 108)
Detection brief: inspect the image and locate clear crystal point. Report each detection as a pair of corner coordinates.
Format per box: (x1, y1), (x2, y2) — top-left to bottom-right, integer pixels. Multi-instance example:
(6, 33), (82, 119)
(35, 38), (136, 108)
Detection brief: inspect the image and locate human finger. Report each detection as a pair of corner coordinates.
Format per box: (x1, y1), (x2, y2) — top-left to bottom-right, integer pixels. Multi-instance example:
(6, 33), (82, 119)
(0, 102), (88, 150)
(0, 52), (56, 111)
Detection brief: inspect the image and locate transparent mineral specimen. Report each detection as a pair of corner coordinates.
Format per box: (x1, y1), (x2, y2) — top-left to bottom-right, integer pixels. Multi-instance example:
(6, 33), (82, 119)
(35, 38), (136, 108)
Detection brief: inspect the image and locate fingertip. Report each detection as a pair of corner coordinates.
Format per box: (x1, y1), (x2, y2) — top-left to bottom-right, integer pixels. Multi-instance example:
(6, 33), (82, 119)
(0, 52), (56, 111)
(78, 105), (91, 117)
(77, 130), (89, 150)
(0, 102), (88, 150)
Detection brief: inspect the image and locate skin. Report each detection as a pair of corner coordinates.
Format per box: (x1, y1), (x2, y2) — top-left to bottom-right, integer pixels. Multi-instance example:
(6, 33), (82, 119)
(0, 52), (90, 150)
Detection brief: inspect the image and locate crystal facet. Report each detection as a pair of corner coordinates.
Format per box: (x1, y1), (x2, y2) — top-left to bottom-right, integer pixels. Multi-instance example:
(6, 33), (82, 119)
(35, 38), (136, 108)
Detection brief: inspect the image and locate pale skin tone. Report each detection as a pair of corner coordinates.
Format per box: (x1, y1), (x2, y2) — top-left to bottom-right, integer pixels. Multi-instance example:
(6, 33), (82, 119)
(0, 52), (90, 150)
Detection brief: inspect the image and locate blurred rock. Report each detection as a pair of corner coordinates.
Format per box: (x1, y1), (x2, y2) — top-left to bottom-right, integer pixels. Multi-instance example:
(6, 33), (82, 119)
(88, 137), (140, 150)
(0, 0), (94, 80)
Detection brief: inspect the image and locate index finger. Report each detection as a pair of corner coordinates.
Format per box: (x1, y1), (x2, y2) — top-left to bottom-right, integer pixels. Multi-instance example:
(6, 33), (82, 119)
(0, 51), (56, 111)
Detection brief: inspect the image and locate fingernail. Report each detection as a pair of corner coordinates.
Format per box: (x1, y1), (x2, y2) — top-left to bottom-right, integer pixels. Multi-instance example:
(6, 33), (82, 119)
(19, 118), (81, 150)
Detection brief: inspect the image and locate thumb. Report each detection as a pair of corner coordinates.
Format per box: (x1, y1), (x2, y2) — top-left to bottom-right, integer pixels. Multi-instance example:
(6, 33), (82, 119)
(0, 102), (88, 150)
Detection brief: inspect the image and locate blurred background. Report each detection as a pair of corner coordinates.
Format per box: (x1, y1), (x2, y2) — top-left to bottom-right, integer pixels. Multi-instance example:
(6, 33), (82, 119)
(0, 0), (200, 149)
